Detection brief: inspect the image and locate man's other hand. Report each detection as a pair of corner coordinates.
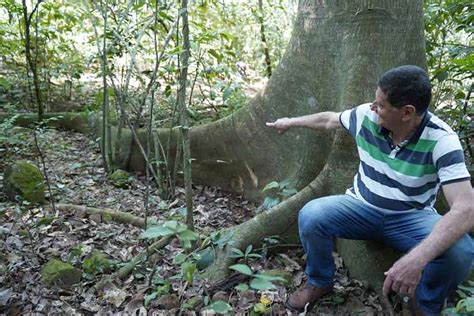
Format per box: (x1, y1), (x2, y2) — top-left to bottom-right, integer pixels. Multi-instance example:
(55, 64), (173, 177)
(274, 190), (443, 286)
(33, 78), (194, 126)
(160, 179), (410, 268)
(266, 118), (293, 134)
(383, 253), (425, 297)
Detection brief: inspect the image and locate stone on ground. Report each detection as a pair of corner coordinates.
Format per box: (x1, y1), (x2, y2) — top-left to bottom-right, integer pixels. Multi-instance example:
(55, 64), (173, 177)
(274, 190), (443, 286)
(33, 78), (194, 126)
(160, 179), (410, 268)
(3, 161), (45, 204)
(42, 259), (82, 288)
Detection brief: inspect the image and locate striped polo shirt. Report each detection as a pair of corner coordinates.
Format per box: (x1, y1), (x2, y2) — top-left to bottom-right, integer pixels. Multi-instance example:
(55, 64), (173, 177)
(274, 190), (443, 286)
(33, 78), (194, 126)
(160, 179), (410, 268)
(339, 103), (471, 212)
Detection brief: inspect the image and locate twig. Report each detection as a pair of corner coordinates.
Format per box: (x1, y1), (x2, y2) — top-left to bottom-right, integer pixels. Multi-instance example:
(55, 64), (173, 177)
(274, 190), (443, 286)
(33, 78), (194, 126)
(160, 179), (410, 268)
(93, 236), (172, 292)
(33, 126), (56, 215)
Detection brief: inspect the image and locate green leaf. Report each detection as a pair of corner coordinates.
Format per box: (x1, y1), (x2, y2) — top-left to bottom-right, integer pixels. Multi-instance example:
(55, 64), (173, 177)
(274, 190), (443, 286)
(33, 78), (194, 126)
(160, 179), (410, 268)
(262, 181), (279, 192)
(253, 273), (286, 282)
(173, 253), (187, 264)
(181, 262), (197, 284)
(229, 247), (245, 258)
(181, 239), (192, 249)
(245, 244), (253, 256)
(140, 226), (175, 239)
(163, 220), (179, 231)
(178, 229), (199, 241)
(253, 302), (270, 313)
(206, 300), (232, 314)
(465, 297), (474, 312)
(331, 295), (346, 305)
(144, 291), (158, 307)
(229, 264), (253, 276)
(435, 70), (448, 82)
(262, 196), (280, 209)
(208, 49), (223, 63)
(250, 278), (275, 290)
(196, 248), (214, 270)
(234, 283), (249, 292)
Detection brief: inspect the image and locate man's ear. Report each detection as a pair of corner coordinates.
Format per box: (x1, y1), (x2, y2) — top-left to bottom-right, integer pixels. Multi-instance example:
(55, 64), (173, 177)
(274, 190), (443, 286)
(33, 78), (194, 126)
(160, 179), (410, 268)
(402, 105), (417, 121)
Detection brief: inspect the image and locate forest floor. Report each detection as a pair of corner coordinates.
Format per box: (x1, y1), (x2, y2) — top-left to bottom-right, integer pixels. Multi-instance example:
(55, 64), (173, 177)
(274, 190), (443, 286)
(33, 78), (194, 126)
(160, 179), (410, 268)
(0, 127), (388, 315)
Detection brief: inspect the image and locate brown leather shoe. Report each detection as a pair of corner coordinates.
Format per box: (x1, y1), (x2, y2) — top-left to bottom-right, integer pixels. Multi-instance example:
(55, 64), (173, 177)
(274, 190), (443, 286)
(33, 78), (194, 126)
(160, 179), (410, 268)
(285, 284), (333, 312)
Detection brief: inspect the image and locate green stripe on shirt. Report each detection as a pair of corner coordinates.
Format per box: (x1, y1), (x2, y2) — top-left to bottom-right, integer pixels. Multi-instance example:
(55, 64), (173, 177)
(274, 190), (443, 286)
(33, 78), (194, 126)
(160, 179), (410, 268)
(356, 135), (437, 177)
(362, 116), (438, 153)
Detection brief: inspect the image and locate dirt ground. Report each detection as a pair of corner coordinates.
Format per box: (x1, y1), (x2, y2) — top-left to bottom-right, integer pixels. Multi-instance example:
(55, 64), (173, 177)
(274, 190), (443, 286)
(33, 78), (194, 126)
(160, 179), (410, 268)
(0, 127), (388, 315)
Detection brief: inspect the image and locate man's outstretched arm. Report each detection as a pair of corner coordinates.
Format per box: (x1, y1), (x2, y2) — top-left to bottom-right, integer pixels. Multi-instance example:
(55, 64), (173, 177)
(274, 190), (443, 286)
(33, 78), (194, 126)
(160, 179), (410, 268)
(266, 111), (342, 134)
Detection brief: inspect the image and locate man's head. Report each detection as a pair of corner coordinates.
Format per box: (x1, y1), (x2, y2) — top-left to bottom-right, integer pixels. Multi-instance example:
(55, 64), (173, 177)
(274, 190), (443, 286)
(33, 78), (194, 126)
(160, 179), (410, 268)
(377, 65), (432, 115)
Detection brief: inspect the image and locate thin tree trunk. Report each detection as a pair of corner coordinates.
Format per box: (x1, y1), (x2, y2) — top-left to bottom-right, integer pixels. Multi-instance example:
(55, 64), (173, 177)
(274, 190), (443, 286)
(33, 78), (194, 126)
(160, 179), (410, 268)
(22, 0), (44, 121)
(101, 0), (112, 171)
(178, 0), (193, 230)
(258, 0), (272, 78)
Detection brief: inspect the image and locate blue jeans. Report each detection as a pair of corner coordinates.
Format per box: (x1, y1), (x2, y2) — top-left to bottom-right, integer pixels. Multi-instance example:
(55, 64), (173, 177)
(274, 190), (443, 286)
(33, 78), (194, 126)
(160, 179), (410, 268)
(298, 194), (473, 315)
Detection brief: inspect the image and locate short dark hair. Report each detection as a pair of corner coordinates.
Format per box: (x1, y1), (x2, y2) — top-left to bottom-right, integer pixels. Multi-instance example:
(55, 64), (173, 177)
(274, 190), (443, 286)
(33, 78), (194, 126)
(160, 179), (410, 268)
(378, 65), (432, 115)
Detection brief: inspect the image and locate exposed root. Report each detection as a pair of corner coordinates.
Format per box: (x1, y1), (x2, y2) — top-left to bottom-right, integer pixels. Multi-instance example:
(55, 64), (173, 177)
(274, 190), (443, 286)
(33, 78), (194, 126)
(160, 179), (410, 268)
(46, 203), (147, 228)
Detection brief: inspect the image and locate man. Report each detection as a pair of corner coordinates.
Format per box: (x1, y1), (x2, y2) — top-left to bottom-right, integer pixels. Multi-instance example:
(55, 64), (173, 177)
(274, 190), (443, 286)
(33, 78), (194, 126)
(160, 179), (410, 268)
(266, 65), (473, 315)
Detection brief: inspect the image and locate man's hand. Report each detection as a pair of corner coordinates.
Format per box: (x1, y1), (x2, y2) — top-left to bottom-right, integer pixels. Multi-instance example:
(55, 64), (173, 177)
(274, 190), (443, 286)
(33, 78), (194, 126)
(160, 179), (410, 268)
(266, 118), (293, 134)
(383, 253), (426, 296)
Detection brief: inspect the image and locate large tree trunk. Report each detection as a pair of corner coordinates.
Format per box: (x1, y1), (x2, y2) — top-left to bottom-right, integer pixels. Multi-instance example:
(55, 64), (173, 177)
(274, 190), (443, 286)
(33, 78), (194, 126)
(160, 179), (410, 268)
(128, 0), (426, 201)
(125, 0), (426, 288)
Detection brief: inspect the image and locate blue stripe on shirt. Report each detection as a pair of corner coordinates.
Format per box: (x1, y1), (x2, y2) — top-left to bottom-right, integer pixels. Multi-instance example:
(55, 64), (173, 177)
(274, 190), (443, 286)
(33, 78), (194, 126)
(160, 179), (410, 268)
(426, 121), (446, 131)
(435, 150), (465, 169)
(356, 174), (425, 211)
(360, 161), (439, 196)
(349, 108), (357, 137)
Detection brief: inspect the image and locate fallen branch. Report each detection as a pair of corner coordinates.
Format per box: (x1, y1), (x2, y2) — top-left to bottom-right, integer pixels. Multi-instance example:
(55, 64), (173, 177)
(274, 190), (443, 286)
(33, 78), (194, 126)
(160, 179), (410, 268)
(93, 236), (172, 292)
(47, 203), (147, 228)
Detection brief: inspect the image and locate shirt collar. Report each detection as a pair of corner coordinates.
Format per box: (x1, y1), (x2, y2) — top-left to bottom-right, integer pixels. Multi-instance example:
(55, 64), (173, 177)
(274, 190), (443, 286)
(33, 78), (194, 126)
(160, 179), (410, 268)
(378, 111), (431, 147)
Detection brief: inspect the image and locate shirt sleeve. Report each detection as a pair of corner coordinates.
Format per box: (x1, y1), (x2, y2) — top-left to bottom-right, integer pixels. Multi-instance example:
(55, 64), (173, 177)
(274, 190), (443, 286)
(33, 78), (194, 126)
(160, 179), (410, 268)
(433, 133), (471, 185)
(339, 103), (371, 138)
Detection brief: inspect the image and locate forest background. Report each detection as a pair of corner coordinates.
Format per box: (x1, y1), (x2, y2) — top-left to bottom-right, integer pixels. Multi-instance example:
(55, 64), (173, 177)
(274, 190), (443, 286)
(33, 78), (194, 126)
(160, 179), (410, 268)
(0, 0), (473, 314)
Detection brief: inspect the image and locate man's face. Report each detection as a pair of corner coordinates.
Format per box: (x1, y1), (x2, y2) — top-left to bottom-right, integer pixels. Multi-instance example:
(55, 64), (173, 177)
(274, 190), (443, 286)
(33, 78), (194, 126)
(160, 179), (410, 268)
(370, 87), (403, 130)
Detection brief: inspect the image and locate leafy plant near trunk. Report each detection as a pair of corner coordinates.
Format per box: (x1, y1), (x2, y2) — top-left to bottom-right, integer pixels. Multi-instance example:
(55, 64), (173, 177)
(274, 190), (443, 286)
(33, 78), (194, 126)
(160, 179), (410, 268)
(424, 0), (474, 170)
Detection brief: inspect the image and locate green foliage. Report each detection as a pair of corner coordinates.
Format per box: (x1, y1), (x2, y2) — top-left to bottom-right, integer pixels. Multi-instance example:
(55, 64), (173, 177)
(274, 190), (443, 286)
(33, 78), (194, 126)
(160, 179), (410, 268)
(181, 261), (197, 284)
(82, 250), (111, 275)
(229, 263), (285, 291)
(424, 0), (474, 168)
(194, 247), (215, 270)
(108, 169), (130, 188)
(443, 281), (474, 315)
(259, 179), (297, 211)
(0, 115), (25, 149)
(0, 0), (87, 111)
(229, 244), (262, 261)
(140, 220), (198, 249)
(205, 300), (233, 314)
(144, 273), (172, 307)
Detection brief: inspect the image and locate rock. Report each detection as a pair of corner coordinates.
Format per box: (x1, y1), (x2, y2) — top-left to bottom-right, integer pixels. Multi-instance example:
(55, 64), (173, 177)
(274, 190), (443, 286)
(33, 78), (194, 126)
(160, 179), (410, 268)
(236, 290), (257, 309)
(336, 239), (401, 296)
(109, 169), (130, 188)
(156, 294), (179, 310)
(42, 259), (81, 287)
(3, 161), (45, 204)
(89, 213), (102, 223)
